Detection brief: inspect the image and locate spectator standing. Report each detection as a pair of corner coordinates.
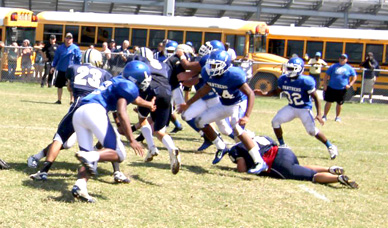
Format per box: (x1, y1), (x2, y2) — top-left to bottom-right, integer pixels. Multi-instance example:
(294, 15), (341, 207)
(21, 39), (33, 80)
(112, 40), (130, 75)
(101, 41), (111, 70)
(41, 34), (58, 87)
(7, 42), (18, 82)
(322, 54), (357, 122)
(225, 42), (236, 61)
(107, 39), (116, 73)
(50, 33), (82, 104)
(361, 52), (379, 103)
(34, 41), (45, 83)
(308, 52), (327, 89)
(154, 42), (166, 62)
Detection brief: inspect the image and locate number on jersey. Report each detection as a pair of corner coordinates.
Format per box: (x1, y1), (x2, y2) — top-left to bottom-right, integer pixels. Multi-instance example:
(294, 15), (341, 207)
(283, 91), (304, 106)
(74, 66), (103, 89)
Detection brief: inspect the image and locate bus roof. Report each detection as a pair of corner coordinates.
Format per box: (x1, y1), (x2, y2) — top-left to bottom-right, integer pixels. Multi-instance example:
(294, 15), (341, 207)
(269, 25), (388, 41)
(0, 7), (33, 26)
(38, 11), (264, 31)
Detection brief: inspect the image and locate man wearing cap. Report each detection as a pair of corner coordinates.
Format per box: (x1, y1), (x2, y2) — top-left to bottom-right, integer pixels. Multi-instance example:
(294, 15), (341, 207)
(42, 35), (58, 87)
(322, 54), (357, 122)
(361, 52), (379, 103)
(225, 42), (236, 61)
(308, 52), (327, 89)
(50, 33), (82, 104)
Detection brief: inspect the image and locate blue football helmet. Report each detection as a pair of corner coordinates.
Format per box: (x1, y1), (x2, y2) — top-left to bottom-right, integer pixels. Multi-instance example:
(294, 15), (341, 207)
(198, 40), (225, 57)
(205, 50), (231, 77)
(122, 60), (151, 91)
(285, 57), (304, 78)
(164, 40), (178, 58)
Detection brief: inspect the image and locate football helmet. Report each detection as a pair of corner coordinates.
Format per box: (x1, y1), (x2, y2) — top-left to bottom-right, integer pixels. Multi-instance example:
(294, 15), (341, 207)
(198, 40), (225, 57)
(164, 40), (178, 58)
(285, 57), (304, 78)
(205, 50), (231, 77)
(82, 49), (103, 68)
(122, 60), (152, 91)
(135, 47), (154, 61)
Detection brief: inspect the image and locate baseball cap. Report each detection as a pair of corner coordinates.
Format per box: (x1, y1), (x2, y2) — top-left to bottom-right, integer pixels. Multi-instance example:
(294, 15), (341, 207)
(315, 52), (321, 57)
(50, 34), (56, 39)
(340, 54), (348, 59)
(186, 41), (193, 47)
(65, 33), (73, 38)
(109, 39), (115, 43)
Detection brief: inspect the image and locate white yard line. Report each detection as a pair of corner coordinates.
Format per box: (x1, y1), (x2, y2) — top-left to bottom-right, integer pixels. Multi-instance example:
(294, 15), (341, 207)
(298, 184), (330, 202)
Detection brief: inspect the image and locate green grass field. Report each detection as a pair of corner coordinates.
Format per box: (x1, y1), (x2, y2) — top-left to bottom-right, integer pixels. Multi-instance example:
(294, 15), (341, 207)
(0, 82), (387, 227)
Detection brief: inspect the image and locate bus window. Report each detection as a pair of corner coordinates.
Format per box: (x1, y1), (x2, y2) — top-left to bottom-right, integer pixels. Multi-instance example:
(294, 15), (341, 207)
(226, 35), (245, 56)
(131, 29), (147, 47)
(366, 44), (383, 63)
(345, 43), (363, 63)
(287, 40), (303, 58)
(306, 41), (323, 59)
(65, 25), (79, 43)
(325, 42), (343, 61)
(80, 26), (96, 46)
(43, 24), (63, 42)
(186, 31), (202, 52)
(204, 32), (221, 42)
(97, 27), (112, 46)
(268, 39), (285, 57)
(6, 27), (35, 45)
(149, 30), (165, 50)
(114, 28), (129, 47)
(168, 31), (183, 44)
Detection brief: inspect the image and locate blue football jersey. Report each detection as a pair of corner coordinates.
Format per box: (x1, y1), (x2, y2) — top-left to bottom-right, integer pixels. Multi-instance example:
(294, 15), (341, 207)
(201, 66), (247, 106)
(66, 64), (112, 100)
(81, 76), (139, 112)
(278, 74), (315, 109)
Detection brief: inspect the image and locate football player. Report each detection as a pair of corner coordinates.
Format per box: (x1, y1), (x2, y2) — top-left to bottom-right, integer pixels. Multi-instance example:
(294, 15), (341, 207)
(255, 57), (338, 159)
(28, 49), (131, 182)
(179, 50), (267, 174)
(228, 135), (358, 188)
(71, 60), (155, 203)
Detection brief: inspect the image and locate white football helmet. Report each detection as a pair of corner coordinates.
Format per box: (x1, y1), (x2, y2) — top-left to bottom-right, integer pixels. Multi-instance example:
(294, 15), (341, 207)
(82, 49), (103, 68)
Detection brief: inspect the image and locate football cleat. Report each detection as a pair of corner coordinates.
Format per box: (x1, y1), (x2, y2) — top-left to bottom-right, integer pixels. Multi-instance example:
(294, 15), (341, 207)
(169, 149), (181, 175)
(197, 136), (213, 152)
(322, 116), (327, 122)
(75, 152), (98, 176)
(335, 117), (341, 122)
(328, 145), (338, 160)
(27, 155), (39, 168)
(29, 171), (48, 181)
(144, 146), (159, 162)
(113, 171), (131, 184)
(170, 126), (183, 134)
(329, 166), (344, 175)
(338, 175), (358, 189)
(212, 148), (229, 164)
(0, 159), (10, 169)
(247, 162), (268, 175)
(71, 185), (95, 203)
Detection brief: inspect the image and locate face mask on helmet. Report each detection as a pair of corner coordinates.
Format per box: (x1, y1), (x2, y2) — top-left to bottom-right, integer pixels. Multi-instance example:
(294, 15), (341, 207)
(123, 60), (152, 91)
(164, 41), (178, 58)
(285, 57), (304, 78)
(82, 49), (103, 68)
(198, 40), (225, 57)
(205, 50), (231, 77)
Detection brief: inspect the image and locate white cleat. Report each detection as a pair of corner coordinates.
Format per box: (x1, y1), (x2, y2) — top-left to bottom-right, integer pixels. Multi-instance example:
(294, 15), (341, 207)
(71, 185), (95, 203)
(328, 145), (338, 160)
(169, 149), (181, 175)
(27, 155), (39, 168)
(113, 171), (130, 183)
(144, 146), (159, 162)
(329, 166), (344, 175)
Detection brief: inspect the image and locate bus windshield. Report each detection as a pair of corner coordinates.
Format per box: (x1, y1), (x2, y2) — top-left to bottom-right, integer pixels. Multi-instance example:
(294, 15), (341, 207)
(6, 27), (35, 45)
(250, 34), (266, 53)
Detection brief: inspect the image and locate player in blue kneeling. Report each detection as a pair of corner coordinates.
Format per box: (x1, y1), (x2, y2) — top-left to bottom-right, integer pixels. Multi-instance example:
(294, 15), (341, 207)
(71, 61), (156, 202)
(179, 50), (267, 174)
(228, 135), (358, 188)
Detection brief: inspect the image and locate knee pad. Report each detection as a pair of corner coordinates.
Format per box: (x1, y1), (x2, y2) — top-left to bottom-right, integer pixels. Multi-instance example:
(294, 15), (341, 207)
(62, 133), (77, 149)
(307, 127), (319, 136)
(195, 116), (205, 129)
(116, 140), (127, 162)
(271, 118), (281, 129)
(233, 125), (244, 137)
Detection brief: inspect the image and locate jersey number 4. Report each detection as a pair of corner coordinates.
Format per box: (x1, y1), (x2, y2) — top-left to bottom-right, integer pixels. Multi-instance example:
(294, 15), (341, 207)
(283, 91), (304, 106)
(74, 66), (103, 88)
(221, 90), (235, 99)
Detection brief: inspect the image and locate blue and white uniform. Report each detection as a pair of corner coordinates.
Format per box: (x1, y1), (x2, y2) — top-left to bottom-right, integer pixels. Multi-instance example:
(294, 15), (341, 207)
(272, 74), (319, 136)
(53, 64), (112, 149)
(73, 77), (139, 161)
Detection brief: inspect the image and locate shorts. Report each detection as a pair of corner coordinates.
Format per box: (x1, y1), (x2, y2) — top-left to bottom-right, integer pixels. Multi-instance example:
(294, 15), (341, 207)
(363, 78), (375, 94)
(54, 71), (67, 88)
(323, 86), (347, 105)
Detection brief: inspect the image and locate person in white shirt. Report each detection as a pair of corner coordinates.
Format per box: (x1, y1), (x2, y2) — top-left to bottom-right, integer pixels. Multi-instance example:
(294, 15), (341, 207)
(308, 52), (327, 89)
(225, 42), (236, 61)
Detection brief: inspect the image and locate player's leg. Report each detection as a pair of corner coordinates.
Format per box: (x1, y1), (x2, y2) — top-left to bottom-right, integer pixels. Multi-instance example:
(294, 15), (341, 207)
(170, 87), (184, 133)
(271, 105), (297, 146)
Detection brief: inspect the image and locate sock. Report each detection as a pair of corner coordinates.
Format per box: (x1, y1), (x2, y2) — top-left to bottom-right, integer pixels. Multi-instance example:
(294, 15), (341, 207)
(83, 151), (100, 162)
(112, 162), (120, 173)
(40, 161), (52, 173)
(278, 137), (285, 145)
(34, 150), (46, 160)
(75, 178), (87, 190)
(131, 125), (137, 132)
(212, 137), (226, 150)
(325, 140), (333, 148)
(162, 135), (177, 152)
(248, 146), (264, 164)
(136, 134), (145, 142)
(141, 124), (155, 149)
(173, 119), (182, 128)
(186, 119), (199, 132)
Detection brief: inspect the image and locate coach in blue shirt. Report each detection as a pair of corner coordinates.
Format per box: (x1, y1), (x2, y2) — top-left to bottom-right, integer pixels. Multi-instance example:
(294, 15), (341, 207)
(322, 54), (357, 122)
(50, 33), (82, 105)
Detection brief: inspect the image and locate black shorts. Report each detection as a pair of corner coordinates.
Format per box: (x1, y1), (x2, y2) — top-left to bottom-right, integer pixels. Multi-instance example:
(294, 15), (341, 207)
(138, 86), (172, 132)
(54, 71), (67, 88)
(323, 86), (347, 105)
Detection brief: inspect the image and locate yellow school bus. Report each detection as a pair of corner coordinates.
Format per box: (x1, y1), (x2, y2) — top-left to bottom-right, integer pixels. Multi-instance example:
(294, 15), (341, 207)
(0, 8), (38, 79)
(267, 25), (388, 96)
(36, 11), (286, 92)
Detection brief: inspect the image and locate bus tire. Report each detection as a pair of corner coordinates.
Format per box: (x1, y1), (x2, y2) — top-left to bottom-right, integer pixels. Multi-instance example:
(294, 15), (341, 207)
(248, 73), (277, 95)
